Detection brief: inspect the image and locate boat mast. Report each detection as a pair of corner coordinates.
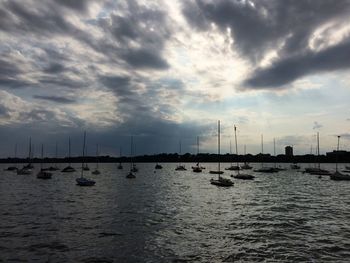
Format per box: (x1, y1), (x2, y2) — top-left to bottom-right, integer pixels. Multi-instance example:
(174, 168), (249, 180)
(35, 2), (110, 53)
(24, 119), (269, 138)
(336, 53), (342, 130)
(41, 143), (43, 171)
(274, 138), (276, 168)
(336, 136), (340, 172)
(179, 140), (182, 166)
(81, 132), (86, 178)
(28, 137), (32, 165)
(55, 142), (58, 167)
(218, 120), (221, 175)
(317, 132), (320, 170)
(95, 144), (99, 170)
(261, 134), (264, 168)
(130, 136), (133, 170)
(68, 137), (71, 166)
(229, 140), (232, 167)
(197, 136), (200, 165)
(234, 125), (239, 173)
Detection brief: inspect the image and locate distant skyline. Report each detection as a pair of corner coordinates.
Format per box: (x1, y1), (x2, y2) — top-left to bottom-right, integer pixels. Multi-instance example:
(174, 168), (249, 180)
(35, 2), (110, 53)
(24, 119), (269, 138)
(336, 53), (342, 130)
(1, 0), (350, 157)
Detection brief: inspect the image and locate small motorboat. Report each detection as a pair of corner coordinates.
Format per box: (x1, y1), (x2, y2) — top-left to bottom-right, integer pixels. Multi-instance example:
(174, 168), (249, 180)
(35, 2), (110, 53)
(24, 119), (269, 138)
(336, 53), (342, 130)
(76, 177), (96, 186)
(126, 171), (136, 178)
(290, 164), (300, 169)
(175, 165), (187, 171)
(92, 169), (101, 175)
(155, 163), (163, 169)
(192, 165), (202, 173)
(241, 163), (253, 170)
(330, 171), (350, 181)
(210, 176), (234, 187)
(62, 166), (76, 173)
(232, 173), (255, 180)
(4, 166), (18, 171)
(17, 167), (32, 175)
(37, 170), (52, 179)
(225, 165), (240, 171)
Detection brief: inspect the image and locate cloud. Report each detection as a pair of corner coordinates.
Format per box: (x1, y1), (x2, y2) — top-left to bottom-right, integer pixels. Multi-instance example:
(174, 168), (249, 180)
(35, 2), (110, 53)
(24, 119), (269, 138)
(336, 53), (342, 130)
(313, 121), (323, 130)
(33, 95), (76, 104)
(182, 0), (350, 88)
(245, 40), (350, 88)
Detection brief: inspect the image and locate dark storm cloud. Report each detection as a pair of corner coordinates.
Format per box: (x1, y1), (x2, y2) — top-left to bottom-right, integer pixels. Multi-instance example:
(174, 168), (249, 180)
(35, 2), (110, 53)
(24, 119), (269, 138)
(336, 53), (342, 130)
(0, 1), (73, 35)
(53, 0), (90, 12)
(0, 104), (10, 117)
(43, 63), (66, 74)
(33, 95), (76, 104)
(182, 0), (350, 88)
(245, 40), (350, 88)
(121, 49), (169, 69)
(96, 0), (171, 69)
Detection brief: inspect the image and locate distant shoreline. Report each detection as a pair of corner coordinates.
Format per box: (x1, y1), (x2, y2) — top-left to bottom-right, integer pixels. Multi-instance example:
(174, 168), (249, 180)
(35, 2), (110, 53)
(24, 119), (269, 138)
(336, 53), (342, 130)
(1, 151), (349, 163)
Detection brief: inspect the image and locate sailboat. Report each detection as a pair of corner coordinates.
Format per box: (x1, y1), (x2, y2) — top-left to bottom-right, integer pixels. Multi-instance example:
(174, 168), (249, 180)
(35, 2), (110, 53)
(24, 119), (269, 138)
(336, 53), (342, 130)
(210, 121), (234, 186)
(17, 138), (33, 175)
(76, 132), (96, 186)
(330, 136), (350, 181)
(5, 143), (18, 171)
(305, 133), (331, 175)
(92, 144), (101, 175)
(231, 125), (254, 180)
(192, 136), (203, 172)
(41, 142), (60, 171)
(47, 142), (60, 171)
(272, 138), (286, 171)
(62, 137), (76, 173)
(254, 135), (277, 173)
(240, 145), (253, 169)
(225, 139), (240, 171)
(37, 144), (52, 179)
(82, 145), (90, 171)
(175, 140), (186, 171)
(117, 148), (123, 169)
(126, 136), (136, 178)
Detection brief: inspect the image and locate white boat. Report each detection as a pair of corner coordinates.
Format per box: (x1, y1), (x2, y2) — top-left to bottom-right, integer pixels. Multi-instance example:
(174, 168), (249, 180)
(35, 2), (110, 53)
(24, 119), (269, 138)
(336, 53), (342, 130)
(231, 125), (254, 180)
(62, 137), (76, 173)
(210, 120), (233, 187)
(330, 136), (350, 181)
(76, 132), (95, 186)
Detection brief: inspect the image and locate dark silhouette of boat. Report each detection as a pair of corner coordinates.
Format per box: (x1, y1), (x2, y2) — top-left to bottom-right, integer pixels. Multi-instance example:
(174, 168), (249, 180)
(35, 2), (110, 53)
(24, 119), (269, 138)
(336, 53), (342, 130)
(37, 144), (52, 179)
(175, 140), (186, 171)
(62, 137), (76, 173)
(231, 125), (254, 180)
(5, 144), (18, 172)
(290, 163), (300, 169)
(304, 133), (330, 175)
(126, 136), (136, 178)
(76, 132), (95, 186)
(210, 120), (233, 187)
(192, 137), (203, 172)
(92, 144), (101, 175)
(17, 138), (33, 175)
(330, 136), (350, 181)
(155, 163), (163, 169)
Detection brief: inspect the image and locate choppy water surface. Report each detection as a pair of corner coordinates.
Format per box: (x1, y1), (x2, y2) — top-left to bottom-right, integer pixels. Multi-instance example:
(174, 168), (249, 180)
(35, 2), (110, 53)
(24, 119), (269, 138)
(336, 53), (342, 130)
(0, 162), (349, 262)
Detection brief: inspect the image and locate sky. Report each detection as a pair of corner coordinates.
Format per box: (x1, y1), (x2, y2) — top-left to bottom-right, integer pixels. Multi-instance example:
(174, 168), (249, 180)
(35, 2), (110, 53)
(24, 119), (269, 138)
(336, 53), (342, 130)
(1, 0), (350, 158)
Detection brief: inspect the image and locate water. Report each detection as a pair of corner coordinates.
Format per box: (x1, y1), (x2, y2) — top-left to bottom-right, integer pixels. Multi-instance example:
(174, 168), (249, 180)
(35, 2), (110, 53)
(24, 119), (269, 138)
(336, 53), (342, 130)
(0, 163), (349, 262)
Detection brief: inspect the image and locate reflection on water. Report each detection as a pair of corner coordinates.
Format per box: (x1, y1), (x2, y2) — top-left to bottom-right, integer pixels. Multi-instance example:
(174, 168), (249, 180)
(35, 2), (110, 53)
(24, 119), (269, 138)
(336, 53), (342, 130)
(0, 163), (349, 262)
